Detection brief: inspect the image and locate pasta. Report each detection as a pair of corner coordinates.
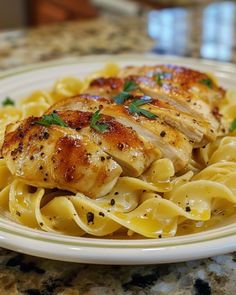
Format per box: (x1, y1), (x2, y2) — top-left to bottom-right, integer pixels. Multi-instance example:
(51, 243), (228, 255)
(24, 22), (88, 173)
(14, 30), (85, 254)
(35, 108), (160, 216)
(1, 63), (236, 239)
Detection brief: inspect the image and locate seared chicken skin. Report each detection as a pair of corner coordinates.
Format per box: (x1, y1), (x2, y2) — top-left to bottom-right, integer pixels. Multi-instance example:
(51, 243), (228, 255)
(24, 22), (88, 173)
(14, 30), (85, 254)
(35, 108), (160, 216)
(48, 95), (193, 171)
(2, 117), (122, 198)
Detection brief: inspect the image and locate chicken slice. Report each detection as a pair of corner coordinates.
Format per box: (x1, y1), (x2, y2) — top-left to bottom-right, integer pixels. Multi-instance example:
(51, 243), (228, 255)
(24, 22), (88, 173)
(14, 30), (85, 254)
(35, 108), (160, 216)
(87, 77), (213, 146)
(56, 110), (161, 177)
(48, 95), (193, 171)
(2, 117), (122, 198)
(118, 64), (225, 106)
(118, 65), (225, 135)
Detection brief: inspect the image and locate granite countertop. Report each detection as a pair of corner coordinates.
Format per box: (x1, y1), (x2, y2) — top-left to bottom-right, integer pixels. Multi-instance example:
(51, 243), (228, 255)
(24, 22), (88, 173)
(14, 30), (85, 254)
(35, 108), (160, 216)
(0, 3), (236, 295)
(1, 249), (236, 295)
(0, 17), (154, 70)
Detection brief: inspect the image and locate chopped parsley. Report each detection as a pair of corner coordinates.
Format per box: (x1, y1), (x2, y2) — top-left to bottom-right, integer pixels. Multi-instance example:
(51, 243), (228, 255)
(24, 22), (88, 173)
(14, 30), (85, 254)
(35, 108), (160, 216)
(199, 78), (213, 88)
(2, 97), (15, 107)
(34, 113), (68, 127)
(128, 97), (157, 119)
(123, 80), (138, 92)
(90, 110), (109, 133)
(229, 118), (236, 132)
(113, 91), (131, 104)
(154, 72), (172, 86)
(113, 80), (138, 104)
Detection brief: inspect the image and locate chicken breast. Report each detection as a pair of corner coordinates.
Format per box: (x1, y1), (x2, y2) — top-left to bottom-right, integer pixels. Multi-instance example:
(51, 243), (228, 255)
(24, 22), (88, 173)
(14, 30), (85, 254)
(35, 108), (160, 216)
(118, 65), (225, 137)
(56, 110), (161, 177)
(87, 77), (213, 146)
(48, 95), (193, 171)
(118, 64), (225, 106)
(2, 117), (122, 198)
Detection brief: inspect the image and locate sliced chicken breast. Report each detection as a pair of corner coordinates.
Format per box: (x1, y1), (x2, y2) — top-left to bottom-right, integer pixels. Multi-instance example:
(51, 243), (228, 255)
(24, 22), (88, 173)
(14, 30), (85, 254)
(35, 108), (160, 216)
(118, 65), (225, 136)
(56, 110), (161, 177)
(88, 77), (213, 146)
(118, 64), (225, 106)
(2, 117), (122, 198)
(48, 95), (193, 171)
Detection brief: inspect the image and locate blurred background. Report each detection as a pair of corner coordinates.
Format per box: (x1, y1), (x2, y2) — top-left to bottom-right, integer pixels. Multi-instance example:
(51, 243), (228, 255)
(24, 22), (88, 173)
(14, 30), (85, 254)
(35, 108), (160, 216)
(0, 0), (235, 68)
(1, 0), (235, 28)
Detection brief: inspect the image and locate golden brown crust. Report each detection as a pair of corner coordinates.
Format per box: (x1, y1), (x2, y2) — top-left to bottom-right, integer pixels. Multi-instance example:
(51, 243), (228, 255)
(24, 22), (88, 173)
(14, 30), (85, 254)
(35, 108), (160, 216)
(53, 136), (89, 183)
(58, 110), (145, 150)
(119, 64), (225, 107)
(2, 117), (122, 198)
(48, 94), (192, 170)
(56, 110), (161, 176)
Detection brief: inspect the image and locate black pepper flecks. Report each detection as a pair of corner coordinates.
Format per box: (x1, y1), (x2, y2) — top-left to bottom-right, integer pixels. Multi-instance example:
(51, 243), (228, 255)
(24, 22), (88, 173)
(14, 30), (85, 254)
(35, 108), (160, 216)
(117, 142), (125, 150)
(110, 199), (115, 206)
(16, 211), (21, 217)
(39, 131), (50, 140)
(99, 212), (105, 217)
(43, 131), (50, 139)
(18, 132), (24, 139)
(160, 131), (166, 137)
(87, 212), (94, 224)
(11, 142), (23, 156)
(185, 206), (191, 212)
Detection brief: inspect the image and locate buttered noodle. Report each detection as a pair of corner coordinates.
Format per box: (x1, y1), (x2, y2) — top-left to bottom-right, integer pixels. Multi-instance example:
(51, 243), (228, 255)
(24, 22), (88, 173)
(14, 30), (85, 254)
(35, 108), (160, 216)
(0, 63), (236, 238)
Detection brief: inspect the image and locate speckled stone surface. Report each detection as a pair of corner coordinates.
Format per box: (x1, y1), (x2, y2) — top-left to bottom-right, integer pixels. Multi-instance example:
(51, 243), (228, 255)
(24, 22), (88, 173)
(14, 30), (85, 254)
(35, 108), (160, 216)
(0, 6), (236, 295)
(1, 248), (236, 294)
(0, 17), (154, 71)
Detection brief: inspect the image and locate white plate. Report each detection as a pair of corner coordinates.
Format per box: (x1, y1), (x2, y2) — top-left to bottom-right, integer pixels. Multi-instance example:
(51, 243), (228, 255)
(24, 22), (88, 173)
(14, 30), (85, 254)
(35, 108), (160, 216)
(0, 54), (236, 265)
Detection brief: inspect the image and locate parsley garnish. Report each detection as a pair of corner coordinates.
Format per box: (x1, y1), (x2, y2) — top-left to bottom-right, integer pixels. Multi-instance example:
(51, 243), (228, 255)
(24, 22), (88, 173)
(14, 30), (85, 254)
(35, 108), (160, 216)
(229, 118), (236, 132)
(128, 97), (157, 119)
(123, 80), (138, 92)
(90, 110), (109, 133)
(199, 78), (213, 88)
(113, 92), (131, 104)
(113, 80), (138, 104)
(2, 97), (15, 107)
(154, 72), (172, 86)
(34, 113), (68, 127)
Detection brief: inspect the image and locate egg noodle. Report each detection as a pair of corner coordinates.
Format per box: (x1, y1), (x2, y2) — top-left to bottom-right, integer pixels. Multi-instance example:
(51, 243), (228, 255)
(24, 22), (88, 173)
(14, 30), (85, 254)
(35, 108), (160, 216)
(0, 63), (236, 239)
